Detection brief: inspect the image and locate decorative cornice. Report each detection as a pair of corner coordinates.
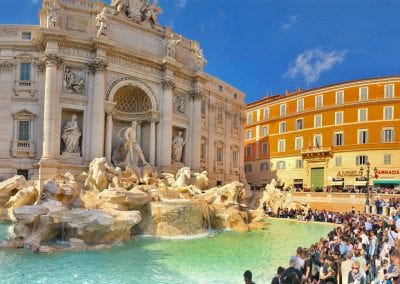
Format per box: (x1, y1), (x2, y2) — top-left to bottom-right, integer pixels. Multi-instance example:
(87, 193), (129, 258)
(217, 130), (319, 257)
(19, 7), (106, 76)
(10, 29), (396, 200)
(162, 77), (175, 89)
(88, 60), (108, 73)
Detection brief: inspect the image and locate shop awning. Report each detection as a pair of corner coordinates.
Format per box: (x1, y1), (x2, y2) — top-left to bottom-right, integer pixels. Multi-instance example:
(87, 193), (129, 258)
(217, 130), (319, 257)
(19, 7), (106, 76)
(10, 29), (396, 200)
(374, 180), (400, 185)
(354, 181), (367, 186)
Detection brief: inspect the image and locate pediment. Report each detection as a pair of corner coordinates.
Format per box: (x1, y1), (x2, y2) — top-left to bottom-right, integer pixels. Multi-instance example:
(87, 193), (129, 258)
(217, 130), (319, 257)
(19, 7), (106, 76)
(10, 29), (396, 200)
(12, 109), (36, 119)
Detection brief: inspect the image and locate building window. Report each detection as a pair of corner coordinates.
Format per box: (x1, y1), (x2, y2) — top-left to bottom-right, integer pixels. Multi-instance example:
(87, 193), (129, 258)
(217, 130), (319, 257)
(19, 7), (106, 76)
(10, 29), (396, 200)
(260, 163), (269, 171)
(295, 136), (303, 150)
(314, 115), (322, 127)
(217, 107), (223, 121)
(232, 114), (238, 128)
(356, 155), (369, 166)
(201, 101), (207, 116)
(295, 159), (303, 169)
(384, 106), (393, 120)
(335, 111), (343, 125)
(385, 84), (394, 98)
(333, 132), (344, 146)
(280, 104), (286, 116)
(20, 63), (31, 81)
(358, 129), (368, 144)
(315, 95), (323, 108)
(246, 146), (251, 157)
(295, 118), (304, 130)
(358, 108), (367, 122)
(278, 139), (285, 152)
(22, 32), (31, 40)
(336, 91), (344, 105)
(335, 156), (342, 167)
(263, 108), (269, 120)
(216, 145), (224, 162)
(18, 121), (30, 141)
(382, 128), (395, 143)
(297, 99), (304, 112)
(261, 142), (268, 154)
(261, 126), (268, 137)
(279, 121), (286, 133)
(247, 113), (253, 124)
(244, 164), (252, 172)
(314, 134), (322, 148)
(384, 154), (392, 165)
(277, 161), (286, 170)
(246, 130), (252, 140)
(232, 148), (238, 166)
(234, 93), (237, 99)
(359, 87), (368, 101)
(218, 85), (223, 92)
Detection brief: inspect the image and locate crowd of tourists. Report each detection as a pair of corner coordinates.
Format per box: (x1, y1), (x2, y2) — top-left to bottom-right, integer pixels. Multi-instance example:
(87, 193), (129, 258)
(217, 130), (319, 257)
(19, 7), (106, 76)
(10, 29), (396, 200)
(266, 209), (400, 284)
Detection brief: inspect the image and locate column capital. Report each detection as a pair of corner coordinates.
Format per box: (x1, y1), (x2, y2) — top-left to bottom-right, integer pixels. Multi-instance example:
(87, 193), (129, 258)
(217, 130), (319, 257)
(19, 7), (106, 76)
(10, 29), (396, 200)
(88, 59), (108, 73)
(162, 77), (175, 89)
(42, 53), (63, 68)
(190, 89), (205, 100)
(147, 117), (159, 124)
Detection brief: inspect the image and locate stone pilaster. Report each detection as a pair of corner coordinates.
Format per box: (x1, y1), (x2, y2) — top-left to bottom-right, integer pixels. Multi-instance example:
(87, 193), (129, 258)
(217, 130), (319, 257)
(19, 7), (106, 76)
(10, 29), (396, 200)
(88, 59), (108, 159)
(159, 76), (175, 168)
(190, 89), (203, 171)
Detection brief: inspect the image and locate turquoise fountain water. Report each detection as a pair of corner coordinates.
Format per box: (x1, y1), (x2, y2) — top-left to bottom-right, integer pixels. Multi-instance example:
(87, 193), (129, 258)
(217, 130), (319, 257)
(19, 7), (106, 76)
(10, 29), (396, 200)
(0, 219), (332, 284)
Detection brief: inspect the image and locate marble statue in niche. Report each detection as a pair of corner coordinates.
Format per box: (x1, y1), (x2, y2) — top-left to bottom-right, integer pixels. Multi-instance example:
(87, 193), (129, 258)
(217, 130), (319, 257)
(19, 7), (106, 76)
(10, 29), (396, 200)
(62, 114), (81, 155)
(96, 7), (109, 37)
(172, 131), (185, 163)
(165, 34), (182, 59)
(173, 95), (185, 114)
(47, 3), (60, 28)
(113, 121), (148, 168)
(64, 67), (85, 94)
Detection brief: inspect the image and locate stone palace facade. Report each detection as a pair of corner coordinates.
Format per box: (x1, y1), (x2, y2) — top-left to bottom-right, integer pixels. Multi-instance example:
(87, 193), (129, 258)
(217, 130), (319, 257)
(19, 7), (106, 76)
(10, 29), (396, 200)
(0, 0), (246, 186)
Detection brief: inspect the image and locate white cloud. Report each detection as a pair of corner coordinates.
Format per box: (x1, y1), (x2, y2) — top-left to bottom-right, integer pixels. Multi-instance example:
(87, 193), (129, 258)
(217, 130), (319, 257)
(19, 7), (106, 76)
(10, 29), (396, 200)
(281, 14), (298, 30)
(284, 48), (347, 84)
(175, 0), (187, 9)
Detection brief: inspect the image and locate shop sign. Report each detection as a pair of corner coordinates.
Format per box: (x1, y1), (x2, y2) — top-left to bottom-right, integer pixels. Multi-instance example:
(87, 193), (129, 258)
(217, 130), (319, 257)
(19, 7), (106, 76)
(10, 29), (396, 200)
(377, 169), (400, 175)
(337, 170), (359, 177)
(332, 178), (344, 182)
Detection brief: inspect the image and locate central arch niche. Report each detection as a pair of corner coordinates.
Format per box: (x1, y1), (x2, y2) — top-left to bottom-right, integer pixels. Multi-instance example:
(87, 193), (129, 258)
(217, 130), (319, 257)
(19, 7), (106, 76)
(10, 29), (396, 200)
(113, 85), (152, 113)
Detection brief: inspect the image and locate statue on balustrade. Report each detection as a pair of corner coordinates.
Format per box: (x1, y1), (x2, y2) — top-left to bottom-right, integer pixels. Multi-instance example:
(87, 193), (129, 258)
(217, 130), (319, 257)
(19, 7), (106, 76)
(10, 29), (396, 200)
(165, 34), (182, 59)
(96, 7), (109, 37)
(47, 3), (60, 28)
(62, 114), (81, 154)
(172, 131), (185, 163)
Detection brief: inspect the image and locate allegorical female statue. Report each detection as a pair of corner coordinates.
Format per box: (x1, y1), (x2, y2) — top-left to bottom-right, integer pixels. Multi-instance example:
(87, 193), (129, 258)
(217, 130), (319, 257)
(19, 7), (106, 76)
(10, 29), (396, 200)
(172, 131), (185, 163)
(62, 114), (81, 154)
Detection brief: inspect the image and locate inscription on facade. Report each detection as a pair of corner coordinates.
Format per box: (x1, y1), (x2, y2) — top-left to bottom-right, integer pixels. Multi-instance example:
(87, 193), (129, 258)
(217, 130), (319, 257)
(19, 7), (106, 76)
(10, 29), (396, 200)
(66, 16), (88, 32)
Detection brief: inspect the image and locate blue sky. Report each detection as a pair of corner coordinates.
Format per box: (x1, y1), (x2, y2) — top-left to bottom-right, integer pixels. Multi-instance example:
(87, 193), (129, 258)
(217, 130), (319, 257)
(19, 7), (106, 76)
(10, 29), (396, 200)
(1, 0), (400, 103)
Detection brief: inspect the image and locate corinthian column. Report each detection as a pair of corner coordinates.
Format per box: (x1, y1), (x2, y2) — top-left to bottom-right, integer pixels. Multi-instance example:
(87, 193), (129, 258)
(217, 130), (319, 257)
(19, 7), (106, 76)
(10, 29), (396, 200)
(190, 90), (203, 171)
(149, 118), (158, 166)
(88, 60), (108, 159)
(42, 53), (62, 159)
(160, 77), (174, 168)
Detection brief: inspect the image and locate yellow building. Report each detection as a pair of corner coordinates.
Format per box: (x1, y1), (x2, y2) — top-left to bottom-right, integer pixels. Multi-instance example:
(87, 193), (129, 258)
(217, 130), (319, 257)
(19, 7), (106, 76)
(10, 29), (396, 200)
(244, 76), (400, 191)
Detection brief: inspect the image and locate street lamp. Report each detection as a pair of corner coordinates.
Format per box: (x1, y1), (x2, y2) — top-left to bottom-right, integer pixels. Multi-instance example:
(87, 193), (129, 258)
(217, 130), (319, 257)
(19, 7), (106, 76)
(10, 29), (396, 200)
(359, 162), (378, 212)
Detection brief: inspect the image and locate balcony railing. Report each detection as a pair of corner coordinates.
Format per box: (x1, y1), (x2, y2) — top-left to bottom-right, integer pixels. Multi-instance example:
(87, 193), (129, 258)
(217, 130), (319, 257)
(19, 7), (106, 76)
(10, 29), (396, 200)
(11, 140), (35, 158)
(301, 146), (331, 154)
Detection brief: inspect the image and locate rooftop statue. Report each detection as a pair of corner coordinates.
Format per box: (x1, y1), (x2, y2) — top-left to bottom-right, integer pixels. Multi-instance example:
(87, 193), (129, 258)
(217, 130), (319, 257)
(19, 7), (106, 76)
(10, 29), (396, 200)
(141, 0), (162, 26)
(47, 3), (60, 28)
(96, 7), (109, 37)
(165, 34), (182, 59)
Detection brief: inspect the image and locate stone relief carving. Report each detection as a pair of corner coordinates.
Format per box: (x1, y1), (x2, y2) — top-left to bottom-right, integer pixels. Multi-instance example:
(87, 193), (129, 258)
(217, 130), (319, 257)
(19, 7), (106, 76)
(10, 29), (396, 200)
(173, 95), (185, 114)
(172, 131), (186, 163)
(47, 3), (60, 28)
(165, 34), (182, 59)
(193, 43), (207, 72)
(62, 114), (81, 155)
(0, 61), (15, 73)
(96, 7), (109, 37)
(64, 67), (85, 94)
(162, 77), (175, 89)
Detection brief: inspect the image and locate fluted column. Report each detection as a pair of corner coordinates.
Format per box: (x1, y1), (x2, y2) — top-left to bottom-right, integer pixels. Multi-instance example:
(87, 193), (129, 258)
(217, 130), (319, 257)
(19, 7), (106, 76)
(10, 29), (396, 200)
(88, 60), (108, 159)
(149, 118), (157, 166)
(137, 122), (142, 147)
(42, 53), (62, 159)
(190, 90), (203, 171)
(160, 77), (174, 168)
(105, 109), (114, 163)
